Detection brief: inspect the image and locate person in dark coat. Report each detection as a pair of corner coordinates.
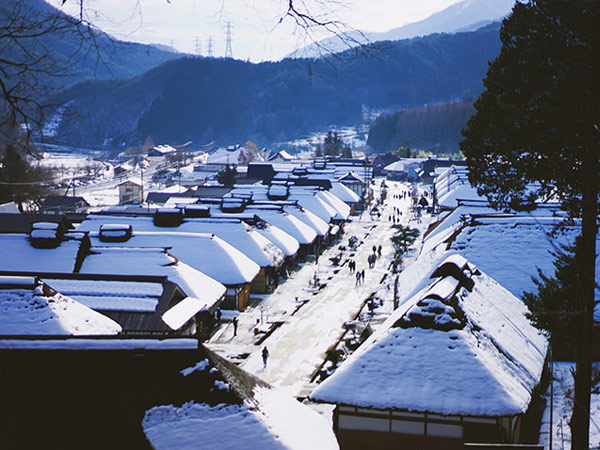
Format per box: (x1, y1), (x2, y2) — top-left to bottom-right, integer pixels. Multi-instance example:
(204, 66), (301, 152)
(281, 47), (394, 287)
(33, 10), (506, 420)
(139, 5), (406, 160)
(262, 346), (269, 368)
(232, 316), (238, 336)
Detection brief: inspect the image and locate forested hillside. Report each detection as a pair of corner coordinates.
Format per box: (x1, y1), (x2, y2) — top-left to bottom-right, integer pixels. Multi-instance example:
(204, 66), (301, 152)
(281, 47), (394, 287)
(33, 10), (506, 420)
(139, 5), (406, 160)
(0, 0), (183, 94)
(367, 101), (476, 155)
(49, 23), (502, 148)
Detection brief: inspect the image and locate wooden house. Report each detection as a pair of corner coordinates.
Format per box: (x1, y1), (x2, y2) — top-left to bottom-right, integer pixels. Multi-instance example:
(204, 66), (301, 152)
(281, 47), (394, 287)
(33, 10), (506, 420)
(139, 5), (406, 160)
(75, 219), (261, 311)
(310, 254), (548, 450)
(337, 171), (366, 201)
(118, 179), (143, 205)
(41, 195), (90, 214)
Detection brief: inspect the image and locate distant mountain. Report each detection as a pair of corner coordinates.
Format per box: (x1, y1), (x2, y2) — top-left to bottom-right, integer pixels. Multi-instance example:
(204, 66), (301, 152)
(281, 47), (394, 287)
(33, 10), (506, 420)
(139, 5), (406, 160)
(290, 0), (513, 58)
(47, 23), (502, 149)
(0, 0), (185, 92)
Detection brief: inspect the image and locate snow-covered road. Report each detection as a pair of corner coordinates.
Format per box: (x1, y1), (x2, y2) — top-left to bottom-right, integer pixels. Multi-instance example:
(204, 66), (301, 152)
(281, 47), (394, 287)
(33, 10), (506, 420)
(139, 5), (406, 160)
(209, 181), (432, 396)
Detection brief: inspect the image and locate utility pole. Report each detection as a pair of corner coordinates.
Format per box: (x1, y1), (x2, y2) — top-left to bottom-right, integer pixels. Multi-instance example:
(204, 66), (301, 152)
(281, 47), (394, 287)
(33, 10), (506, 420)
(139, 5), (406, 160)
(225, 22), (233, 58)
(140, 168), (144, 206)
(206, 36), (213, 58)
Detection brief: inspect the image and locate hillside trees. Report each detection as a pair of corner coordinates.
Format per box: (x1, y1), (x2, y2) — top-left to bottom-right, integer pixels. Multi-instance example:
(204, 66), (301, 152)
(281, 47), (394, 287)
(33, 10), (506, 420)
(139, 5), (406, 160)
(460, 1), (599, 447)
(56, 24), (501, 148)
(315, 130), (353, 158)
(0, 0), (104, 141)
(367, 101), (475, 154)
(0, 117), (54, 209)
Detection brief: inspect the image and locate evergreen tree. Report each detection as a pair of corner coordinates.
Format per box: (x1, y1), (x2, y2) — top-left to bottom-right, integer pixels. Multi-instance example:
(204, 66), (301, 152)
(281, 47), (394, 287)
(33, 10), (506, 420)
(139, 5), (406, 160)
(0, 143), (52, 210)
(522, 241), (584, 355)
(216, 165), (237, 187)
(341, 145), (353, 159)
(323, 130), (342, 156)
(460, 1), (599, 447)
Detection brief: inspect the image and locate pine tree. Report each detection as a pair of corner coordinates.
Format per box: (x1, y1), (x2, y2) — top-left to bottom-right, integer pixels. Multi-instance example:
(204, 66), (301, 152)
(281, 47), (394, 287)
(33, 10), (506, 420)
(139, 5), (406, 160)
(522, 241), (584, 356)
(216, 164), (237, 187)
(460, 2), (599, 447)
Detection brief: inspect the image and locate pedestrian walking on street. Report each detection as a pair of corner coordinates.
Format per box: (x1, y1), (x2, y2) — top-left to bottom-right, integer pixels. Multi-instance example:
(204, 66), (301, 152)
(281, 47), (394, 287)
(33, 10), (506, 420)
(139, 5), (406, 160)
(262, 346), (269, 368)
(215, 308), (222, 327)
(355, 271), (361, 286)
(377, 245), (382, 257)
(361, 270), (365, 284)
(232, 316), (238, 337)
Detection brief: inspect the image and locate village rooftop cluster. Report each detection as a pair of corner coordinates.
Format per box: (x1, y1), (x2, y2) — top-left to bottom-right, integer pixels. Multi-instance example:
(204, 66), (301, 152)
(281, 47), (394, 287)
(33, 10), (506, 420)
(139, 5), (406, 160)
(0, 150), (598, 449)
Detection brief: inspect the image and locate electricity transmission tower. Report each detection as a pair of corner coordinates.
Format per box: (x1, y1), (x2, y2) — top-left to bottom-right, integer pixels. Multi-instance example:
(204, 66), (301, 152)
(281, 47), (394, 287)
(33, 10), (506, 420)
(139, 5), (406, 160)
(206, 36), (214, 57)
(225, 22), (233, 58)
(194, 37), (202, 56)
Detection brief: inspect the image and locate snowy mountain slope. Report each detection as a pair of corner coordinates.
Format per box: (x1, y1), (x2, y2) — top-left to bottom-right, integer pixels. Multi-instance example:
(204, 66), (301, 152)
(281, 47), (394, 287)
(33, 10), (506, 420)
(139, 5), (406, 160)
(291, 0), (514, 57)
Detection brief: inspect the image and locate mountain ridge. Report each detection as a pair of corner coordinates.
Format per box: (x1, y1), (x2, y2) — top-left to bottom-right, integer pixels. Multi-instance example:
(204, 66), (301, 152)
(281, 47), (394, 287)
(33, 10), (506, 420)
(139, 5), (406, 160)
(289, 0), (513, 58)
(0, 0), (186, 93)
(47, 23), (503, 149)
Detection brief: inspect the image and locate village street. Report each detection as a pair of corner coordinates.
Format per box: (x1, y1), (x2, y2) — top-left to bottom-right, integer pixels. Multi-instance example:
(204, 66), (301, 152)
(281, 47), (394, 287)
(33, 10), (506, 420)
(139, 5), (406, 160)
(209, 180), (434, 397)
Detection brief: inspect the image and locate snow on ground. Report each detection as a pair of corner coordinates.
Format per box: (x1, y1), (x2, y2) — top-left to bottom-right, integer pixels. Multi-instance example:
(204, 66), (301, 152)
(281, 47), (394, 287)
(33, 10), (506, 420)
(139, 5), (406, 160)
(208, 181), (433, 397)
(36, 152), (108, 172)
(538, 362), (600, 449)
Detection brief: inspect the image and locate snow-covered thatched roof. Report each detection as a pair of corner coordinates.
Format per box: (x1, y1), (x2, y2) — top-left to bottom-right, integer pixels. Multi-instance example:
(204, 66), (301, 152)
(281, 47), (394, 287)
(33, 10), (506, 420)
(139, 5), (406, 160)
(310, 254), (548, 417)
(0, 276), (121, 335)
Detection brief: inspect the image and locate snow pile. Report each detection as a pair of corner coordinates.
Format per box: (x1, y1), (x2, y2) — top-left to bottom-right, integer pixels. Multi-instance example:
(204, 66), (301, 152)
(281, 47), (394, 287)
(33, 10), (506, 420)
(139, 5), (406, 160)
(0, 279), (121, 335)
(311, 254), (548, 417)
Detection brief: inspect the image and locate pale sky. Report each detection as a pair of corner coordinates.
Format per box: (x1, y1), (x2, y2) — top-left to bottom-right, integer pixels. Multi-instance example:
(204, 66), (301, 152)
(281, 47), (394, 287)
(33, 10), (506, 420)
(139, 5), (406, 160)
(50, 0), (463, 61)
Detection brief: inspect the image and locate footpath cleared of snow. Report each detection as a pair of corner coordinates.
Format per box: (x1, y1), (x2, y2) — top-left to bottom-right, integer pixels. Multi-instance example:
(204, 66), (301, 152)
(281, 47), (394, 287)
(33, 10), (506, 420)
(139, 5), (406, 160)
(209, 181), (434, 396)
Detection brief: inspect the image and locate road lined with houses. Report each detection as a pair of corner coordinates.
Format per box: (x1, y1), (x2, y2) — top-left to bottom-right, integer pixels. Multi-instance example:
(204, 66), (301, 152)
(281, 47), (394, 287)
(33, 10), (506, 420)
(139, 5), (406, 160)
(208, 181), (432, 396)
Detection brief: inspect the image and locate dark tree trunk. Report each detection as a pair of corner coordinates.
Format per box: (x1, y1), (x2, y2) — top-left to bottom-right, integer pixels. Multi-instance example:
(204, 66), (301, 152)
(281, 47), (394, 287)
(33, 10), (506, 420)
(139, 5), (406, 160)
(571, 150), (598, 450)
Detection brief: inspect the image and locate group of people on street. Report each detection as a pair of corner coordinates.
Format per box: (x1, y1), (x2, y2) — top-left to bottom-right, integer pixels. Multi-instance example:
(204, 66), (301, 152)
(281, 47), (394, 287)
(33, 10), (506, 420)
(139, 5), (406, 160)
(348, 259), (357, 273)
(368, 245), (382, 268)
(355, 269), (366, 285)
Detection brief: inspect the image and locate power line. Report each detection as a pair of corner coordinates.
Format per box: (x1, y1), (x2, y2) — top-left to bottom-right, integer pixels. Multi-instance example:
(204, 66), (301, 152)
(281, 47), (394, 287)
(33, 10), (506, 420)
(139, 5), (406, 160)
(0, 180), (57, 186)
